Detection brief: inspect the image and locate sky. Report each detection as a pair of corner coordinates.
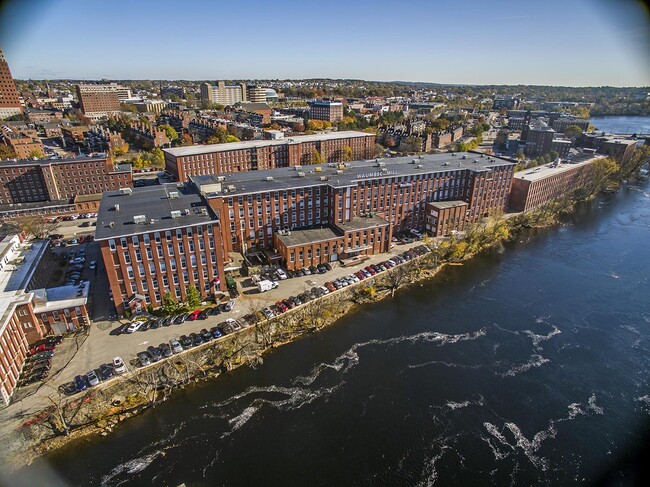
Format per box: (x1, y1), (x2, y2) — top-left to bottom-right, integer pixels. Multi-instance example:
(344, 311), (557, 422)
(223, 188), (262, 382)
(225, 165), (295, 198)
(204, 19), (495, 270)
(0, 0), (649, 86)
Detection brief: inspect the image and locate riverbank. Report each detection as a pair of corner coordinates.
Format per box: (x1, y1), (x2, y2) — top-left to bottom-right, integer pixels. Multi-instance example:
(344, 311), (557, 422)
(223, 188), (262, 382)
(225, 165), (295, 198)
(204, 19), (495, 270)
(4, 155), (647, 472)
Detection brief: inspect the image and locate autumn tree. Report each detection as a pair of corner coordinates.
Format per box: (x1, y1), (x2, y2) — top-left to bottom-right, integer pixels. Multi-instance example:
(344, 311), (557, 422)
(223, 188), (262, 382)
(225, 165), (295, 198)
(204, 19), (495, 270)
(11, 215), (61, 239)
(159, 124), (178, 141)
(341, 145), (353, 162)
(309, 147), (323, 165)
(0, 144), (17, 160)
(181, 133), (193, 146)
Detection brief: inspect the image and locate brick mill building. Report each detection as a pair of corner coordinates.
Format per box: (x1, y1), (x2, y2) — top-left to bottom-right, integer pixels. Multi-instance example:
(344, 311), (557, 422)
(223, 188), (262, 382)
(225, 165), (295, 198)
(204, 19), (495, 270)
(94, 185), (226, 315)
(0, 49), (23, 120)
(0, 154), (132, 210)
(508, 153), (605, 212)
(163, 131), (375, 181)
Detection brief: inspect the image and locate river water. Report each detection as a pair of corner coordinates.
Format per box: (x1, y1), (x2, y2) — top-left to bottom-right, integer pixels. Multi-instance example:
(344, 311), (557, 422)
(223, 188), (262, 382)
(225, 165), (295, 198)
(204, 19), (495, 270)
(589, 115), (650, 135)
(13, 179), (650, 486)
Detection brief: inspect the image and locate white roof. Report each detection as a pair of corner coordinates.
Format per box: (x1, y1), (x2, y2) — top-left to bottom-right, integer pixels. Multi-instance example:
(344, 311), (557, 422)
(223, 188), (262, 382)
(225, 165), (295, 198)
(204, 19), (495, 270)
(163, 131), (372, 157)
(32, 282), (89, 314)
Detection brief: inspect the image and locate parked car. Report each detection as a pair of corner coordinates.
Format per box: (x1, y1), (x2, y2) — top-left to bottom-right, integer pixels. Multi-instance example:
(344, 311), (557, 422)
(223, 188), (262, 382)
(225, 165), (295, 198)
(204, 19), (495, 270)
(179, 335), (193, 349)
(200, 328), (213, 342)
(188, 309), (202, 321)
(303, 267), (312, 275)
(283, 298), (296, 310)
(86, 370), (100, 386)
(169, 339), (183, 354)
(159, 343), (173, 358)
(222, 300), (236, 312)
(30, 351), (54, 361)
(309, 265), (318, 275)
(190, 333), (204, 346)
(113, 357), (126, 374)
(210, 326), (223, 339)
(126, 321), (143, 333)
(275, 269), (288, 280)
(29, 342), (56, 355)
(199, 309), (210, 320)
(147, 346), (162, 362)
(262, 307), (275, 319)
(275, 301), (288, 313)
(137, 351), (152, 366)
(98, 364), (114, 381)
(207, 306), (221, 316)
(225, 318), (241, 331)
(74, 375), (88, 393)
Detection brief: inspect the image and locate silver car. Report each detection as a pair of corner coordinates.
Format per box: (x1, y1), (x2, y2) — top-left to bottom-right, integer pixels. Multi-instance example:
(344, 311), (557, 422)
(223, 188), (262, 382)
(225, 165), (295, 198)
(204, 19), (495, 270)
(169, 339), (183, 354)
(86, 370), (100, 386)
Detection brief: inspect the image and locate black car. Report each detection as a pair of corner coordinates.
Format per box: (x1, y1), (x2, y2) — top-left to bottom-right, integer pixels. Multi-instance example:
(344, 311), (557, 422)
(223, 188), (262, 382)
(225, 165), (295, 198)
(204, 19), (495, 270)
(163, 316), (174, 326)
(200, 328), (213, 341)
(207, 306), (220, 316)
(317, 264), (327, 274)
(159, 343), (173, 358)
(198, 309), (210, 320)
(309, 265), (318, 274)
(139, 320), (152, 332)
(324, 263), (332, 271)
(98, 364), (114, 380)
(295, 269), (305, 277)
(229, 288), (240, 298)
(149, 319), (162, 329)
(147, 346), (162, 362)
(180, 335), (193, 348)
(190, 333), (204, 346)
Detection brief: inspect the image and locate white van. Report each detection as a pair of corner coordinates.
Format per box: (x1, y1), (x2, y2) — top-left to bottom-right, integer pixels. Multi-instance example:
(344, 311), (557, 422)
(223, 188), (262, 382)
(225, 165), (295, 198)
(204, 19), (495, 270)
(257, 280), (279, 293)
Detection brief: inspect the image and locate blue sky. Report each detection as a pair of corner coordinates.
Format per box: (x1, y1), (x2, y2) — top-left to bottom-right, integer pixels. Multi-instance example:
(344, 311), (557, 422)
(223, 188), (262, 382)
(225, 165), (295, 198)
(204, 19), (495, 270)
(1, 0), (649, 86)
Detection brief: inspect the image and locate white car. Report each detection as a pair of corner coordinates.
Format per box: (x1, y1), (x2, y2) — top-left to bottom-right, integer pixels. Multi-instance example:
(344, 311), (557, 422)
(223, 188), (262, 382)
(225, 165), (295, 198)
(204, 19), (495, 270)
(113, 357), (126, 374)
(275, 269), (288, 280)
(126, 322), (143, 333)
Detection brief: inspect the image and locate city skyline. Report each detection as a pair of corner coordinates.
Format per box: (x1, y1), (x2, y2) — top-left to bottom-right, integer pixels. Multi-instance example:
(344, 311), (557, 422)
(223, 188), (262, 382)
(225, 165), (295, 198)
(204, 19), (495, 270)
(0, 0), (649, 87)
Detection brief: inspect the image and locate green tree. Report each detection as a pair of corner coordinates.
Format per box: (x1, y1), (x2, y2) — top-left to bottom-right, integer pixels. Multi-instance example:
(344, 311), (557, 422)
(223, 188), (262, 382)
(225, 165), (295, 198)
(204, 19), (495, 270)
(150, 147), (165, 168)
(162, 292), (181, 316)
(564, 125), (583, 139)
(186, 285), (201, 308)
(309, 147), (323, 164)
(224, 134), (240, 143)
(159, 124), (178, 141)
(120, 103), (138, 114)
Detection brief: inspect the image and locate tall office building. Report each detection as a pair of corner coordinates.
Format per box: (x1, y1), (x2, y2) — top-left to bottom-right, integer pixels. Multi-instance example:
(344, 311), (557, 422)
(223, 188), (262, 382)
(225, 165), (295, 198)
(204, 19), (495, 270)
(0, 49), (23, 120)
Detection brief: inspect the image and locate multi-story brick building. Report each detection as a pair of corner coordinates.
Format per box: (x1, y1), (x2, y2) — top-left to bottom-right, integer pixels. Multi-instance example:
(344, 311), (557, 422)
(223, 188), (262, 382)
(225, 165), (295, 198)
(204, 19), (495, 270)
(599, 138), (637, 164)
(0, 49), (22, 120)
(191, 152), (514, 269)
(76, 83), (131, 120)
(163, 131), (376, 181)
(424, 200), (468, 236)
(128, 121), (171, 149)
(1, 126), (44, 159)
(94, 185), (226, 315)
(509, 153), (605, 212)
(234, 102), (272, 126)
(551, 117), (590, 133)
(309, 101), (344, 123)
(0, 154), (132, 207)
(0, 234), (89, 404)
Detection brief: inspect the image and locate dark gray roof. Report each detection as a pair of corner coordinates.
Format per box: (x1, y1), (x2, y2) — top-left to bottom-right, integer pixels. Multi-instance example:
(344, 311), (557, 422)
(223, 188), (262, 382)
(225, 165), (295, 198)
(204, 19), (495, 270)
(94, 184), (218, 241)
(335, 215), (389, 231)
(192, 152), (514, 198)
(236, 102), (270, 111)
(276, 227), (340, 247)
(0, 154), (113, 168)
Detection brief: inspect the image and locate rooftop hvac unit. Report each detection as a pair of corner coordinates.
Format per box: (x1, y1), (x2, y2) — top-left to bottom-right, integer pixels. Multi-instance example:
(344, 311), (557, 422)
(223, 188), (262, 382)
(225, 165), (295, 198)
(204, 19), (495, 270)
(410, 159), (417, 164)
(171, 210), (181, 219)
(169, 191), (179, 199)
(294, 165), (302, 171)
(335, 170), (343, 174)
(133, 215), (147, 224)
(149, 218), (156, 224)
(227, 185), (236, 192)
(319, 176), (328, 181)
(314, 166), (322, 172)
(183, 209), (190, 215)
(297, 172), (305, 177)
(416, 164), (424, 169)
(199, 208), (208, 215)
(265, 176), (274, 181)
(376, 161), (385, 167)
(119, 187), (132, 195)
(114, 204), (120, 211)
(217, 176), (226, 181)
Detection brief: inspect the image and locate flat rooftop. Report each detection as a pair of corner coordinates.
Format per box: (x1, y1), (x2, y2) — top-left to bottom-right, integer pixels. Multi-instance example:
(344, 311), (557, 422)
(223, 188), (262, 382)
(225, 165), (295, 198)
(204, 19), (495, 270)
(428, 200), (468, 209)
(94, 184), (218, 241)
(514, 154), (605, 183)
(275, 227), (340, 247)
(0, 153), (110, 168)
(32, 281), (89, 314)
(335, 215), (389, 231)
(192, 152), (514, 197)
(163, 131), (372, 157)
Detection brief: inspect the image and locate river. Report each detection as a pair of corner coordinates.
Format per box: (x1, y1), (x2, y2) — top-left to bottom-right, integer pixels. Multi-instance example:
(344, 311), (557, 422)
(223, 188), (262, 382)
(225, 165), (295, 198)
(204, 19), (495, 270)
(589, 115), (650, 135)
(11, 179), (650, 486)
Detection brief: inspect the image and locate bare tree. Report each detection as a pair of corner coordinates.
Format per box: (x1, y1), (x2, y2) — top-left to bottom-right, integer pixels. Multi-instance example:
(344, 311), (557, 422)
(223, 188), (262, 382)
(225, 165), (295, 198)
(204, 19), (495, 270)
(9, 215), (61, 239)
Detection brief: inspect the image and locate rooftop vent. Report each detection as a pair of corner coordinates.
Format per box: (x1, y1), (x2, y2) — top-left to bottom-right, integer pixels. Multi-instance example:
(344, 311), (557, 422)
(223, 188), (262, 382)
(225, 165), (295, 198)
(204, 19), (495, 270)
(169, 191), (179, 199)
(114, 204), (120, 211)
(171, 210), (181, 219)
(183, 208), (190, 215)
(461, 155), (467, 159)
(227, 185), (236, 192)
(416, 164), (424, 169)
(149, 218), (156, 224)
(119, 187), (132, 195)
(335, 170), (343, 174)
(319, 176), (329, 181)
(133, 215), (147, 224)
(297, 172), (305, 177)
(410, 159), (417, 164)
(265, 176), (274, 181)
(109, 221), (115, 228)
(217, 176), (226, 182)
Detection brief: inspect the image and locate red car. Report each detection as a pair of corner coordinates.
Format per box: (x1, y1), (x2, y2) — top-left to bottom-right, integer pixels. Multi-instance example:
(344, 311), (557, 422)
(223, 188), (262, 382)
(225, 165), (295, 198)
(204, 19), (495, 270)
(365, 266), (377, 276)
(324, 282), (337, 293)
(188, 309), (202, 321)
(29, 342), (56, 356)
(275, 301), (288, 313)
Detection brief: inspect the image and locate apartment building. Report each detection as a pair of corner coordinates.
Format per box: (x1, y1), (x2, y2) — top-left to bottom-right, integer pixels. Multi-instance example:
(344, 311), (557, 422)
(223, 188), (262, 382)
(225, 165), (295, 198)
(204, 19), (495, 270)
(246, 86), (267, 103)
(509, 153), (605, 212)
(127, 121), (171, 149)
(163, 131), (375, 181)
(1, 126), (44, 159)
(0, 49), (23, 120)
(200, 81), (247, 106)
(0, 154), (132, 207)
(309, 101), (344, 123)
(95, 185), (226, 315)
(76, 83), (131, 119)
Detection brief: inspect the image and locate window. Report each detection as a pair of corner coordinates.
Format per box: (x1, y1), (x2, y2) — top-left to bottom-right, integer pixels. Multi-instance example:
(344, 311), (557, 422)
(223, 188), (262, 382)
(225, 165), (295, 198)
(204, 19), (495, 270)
(120, 238), (128, 249)
(108, 239), (116, 251)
